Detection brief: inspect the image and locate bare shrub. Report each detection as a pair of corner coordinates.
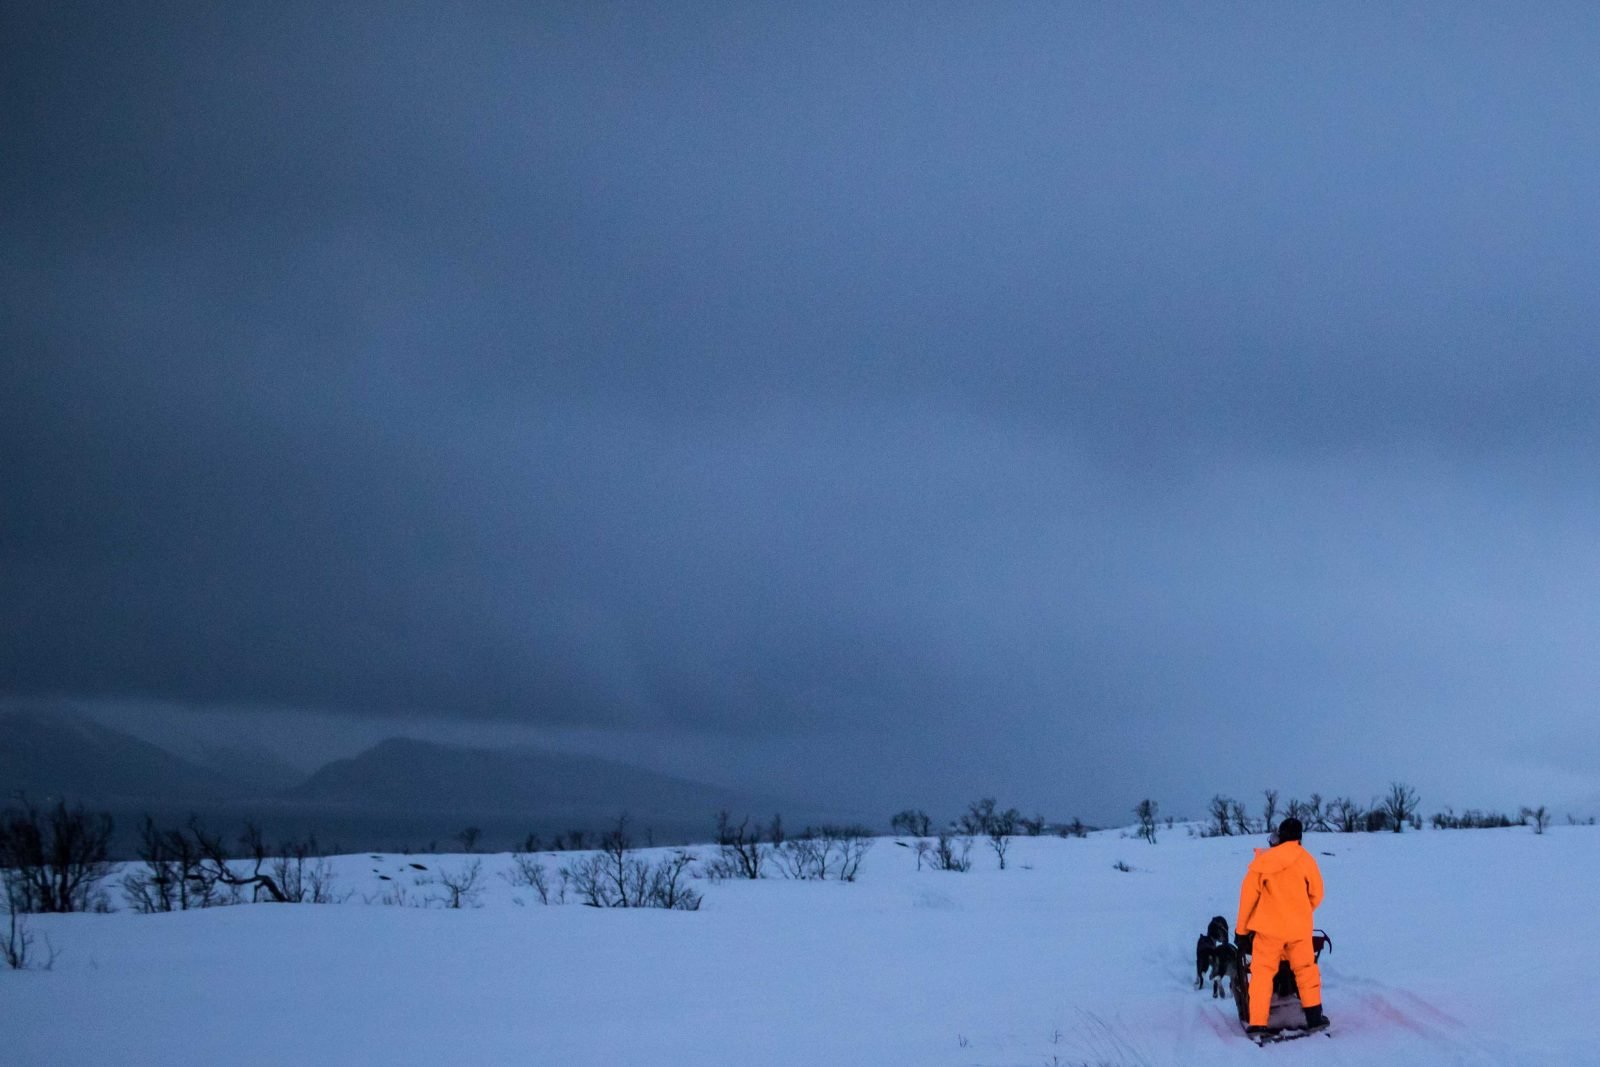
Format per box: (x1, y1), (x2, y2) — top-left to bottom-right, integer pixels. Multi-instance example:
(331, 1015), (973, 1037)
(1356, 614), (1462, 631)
(927, 830), (973, 872)
(0, 798), (114, 914)
(645, 849), (701, 909)
(3, 903), (57, 970)
(773, 825), (875, 881)
(373, 883), (417, 907)
(1057, 817), (1088, 839)
(562, 817), (701, 909)
(505, 853), (557, 904)
(771, 831), (824, 880)
(1431, 807), (1516, 830)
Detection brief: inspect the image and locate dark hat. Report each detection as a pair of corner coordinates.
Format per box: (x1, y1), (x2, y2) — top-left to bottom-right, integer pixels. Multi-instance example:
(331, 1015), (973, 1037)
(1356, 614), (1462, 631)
(1277, 817), (1303, 842)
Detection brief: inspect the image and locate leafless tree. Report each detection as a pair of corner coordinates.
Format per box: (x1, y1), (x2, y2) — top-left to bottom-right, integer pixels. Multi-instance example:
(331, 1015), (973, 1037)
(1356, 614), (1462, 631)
(712, 811), (772, 880)
(599, 818), (650, 904)
(834, 829), (874, 882)
(773, 830), (824, 880)
(0, 797), (114, 913)
(1262, 789), (1279, 832)
(122, 814), (219, 912)
(1208, 795), (1234, 837)
(1135, 799), (1158, 844)
(1306, 793), (1329, 832)
(437, 860), (484, 908)
(273, 835), (338, 904)
(890, 809), (932, 837)
(505, 852), (556, 903)
(988, 807), (1020, 869)
(646, 849), (701, 909)
(456, 826), (482, 853)
(1018, 813), (1047, 837)
(960, 797), (999, 836)
(188, 820), (288, 902)
(3, 902), (57, 970)
(1330, 796), (1363, 833)
(1229, 799), (1252, 836)
(1382, 782), (1419, 833)
(1521, 805), (1550, 834)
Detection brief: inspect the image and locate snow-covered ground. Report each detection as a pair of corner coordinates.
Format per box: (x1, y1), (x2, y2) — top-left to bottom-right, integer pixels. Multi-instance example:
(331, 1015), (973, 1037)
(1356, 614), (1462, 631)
(4, 824), (1592, 1065)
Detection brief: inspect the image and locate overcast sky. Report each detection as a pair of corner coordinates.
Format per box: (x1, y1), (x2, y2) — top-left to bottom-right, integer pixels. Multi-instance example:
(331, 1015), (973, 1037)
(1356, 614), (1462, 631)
(6, 2), (1600, 825)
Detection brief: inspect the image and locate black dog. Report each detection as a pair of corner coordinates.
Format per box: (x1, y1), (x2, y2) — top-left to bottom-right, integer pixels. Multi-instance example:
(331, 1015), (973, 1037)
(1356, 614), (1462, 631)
(1195, 916), (1236, 997)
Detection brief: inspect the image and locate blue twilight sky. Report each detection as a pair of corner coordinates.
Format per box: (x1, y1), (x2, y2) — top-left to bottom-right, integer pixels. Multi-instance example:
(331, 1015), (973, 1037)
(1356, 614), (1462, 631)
(5, 2), (1600, 824)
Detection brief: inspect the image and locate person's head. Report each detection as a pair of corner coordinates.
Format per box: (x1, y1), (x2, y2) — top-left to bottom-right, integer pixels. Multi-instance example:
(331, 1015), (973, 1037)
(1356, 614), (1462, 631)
(1276, 817), (1303, 844)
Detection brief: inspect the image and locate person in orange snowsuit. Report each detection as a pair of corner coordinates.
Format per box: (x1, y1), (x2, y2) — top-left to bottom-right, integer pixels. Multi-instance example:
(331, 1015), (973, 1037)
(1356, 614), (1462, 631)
(1235, 817), (1328, 1034)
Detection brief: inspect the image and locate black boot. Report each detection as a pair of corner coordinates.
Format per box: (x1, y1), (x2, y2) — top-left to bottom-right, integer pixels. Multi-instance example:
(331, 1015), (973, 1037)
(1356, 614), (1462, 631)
(1302, 1004), (1330, 1031)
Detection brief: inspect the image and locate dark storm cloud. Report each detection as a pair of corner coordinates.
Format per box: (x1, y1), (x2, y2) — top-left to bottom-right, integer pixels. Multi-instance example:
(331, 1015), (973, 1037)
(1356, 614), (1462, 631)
(7, 2), (1600, 817)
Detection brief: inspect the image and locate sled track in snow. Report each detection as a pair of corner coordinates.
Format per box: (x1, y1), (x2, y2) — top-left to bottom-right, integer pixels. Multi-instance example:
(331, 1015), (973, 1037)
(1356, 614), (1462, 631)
(1289, 969), (1521, 1067)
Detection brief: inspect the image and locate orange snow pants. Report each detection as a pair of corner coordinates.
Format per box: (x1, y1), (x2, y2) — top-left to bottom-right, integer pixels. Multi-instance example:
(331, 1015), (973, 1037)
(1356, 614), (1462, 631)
(1248, 935), (1321, 1028)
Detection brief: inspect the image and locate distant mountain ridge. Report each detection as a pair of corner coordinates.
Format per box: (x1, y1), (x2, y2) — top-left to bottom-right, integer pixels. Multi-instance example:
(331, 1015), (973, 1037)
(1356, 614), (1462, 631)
(291, 736), (791, 826)
(0, 711), (828, 847)
(0, 709), (241, 803)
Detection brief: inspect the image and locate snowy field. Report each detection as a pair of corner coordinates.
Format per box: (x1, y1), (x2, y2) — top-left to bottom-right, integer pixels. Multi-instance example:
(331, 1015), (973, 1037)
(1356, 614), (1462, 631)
(5, 824), (1593, 1066)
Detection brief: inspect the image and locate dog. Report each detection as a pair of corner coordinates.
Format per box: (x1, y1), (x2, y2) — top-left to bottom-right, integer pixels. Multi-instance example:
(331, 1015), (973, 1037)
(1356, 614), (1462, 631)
(1195, 915), (1237, 997)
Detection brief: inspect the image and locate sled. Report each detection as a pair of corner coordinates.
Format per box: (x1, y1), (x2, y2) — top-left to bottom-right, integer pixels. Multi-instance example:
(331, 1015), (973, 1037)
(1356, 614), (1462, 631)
(1230, 929), (1332, 1031)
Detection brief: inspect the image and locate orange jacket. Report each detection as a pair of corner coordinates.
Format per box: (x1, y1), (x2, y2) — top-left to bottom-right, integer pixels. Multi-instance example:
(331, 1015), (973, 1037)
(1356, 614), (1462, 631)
(1236, 841), (1323, 941)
